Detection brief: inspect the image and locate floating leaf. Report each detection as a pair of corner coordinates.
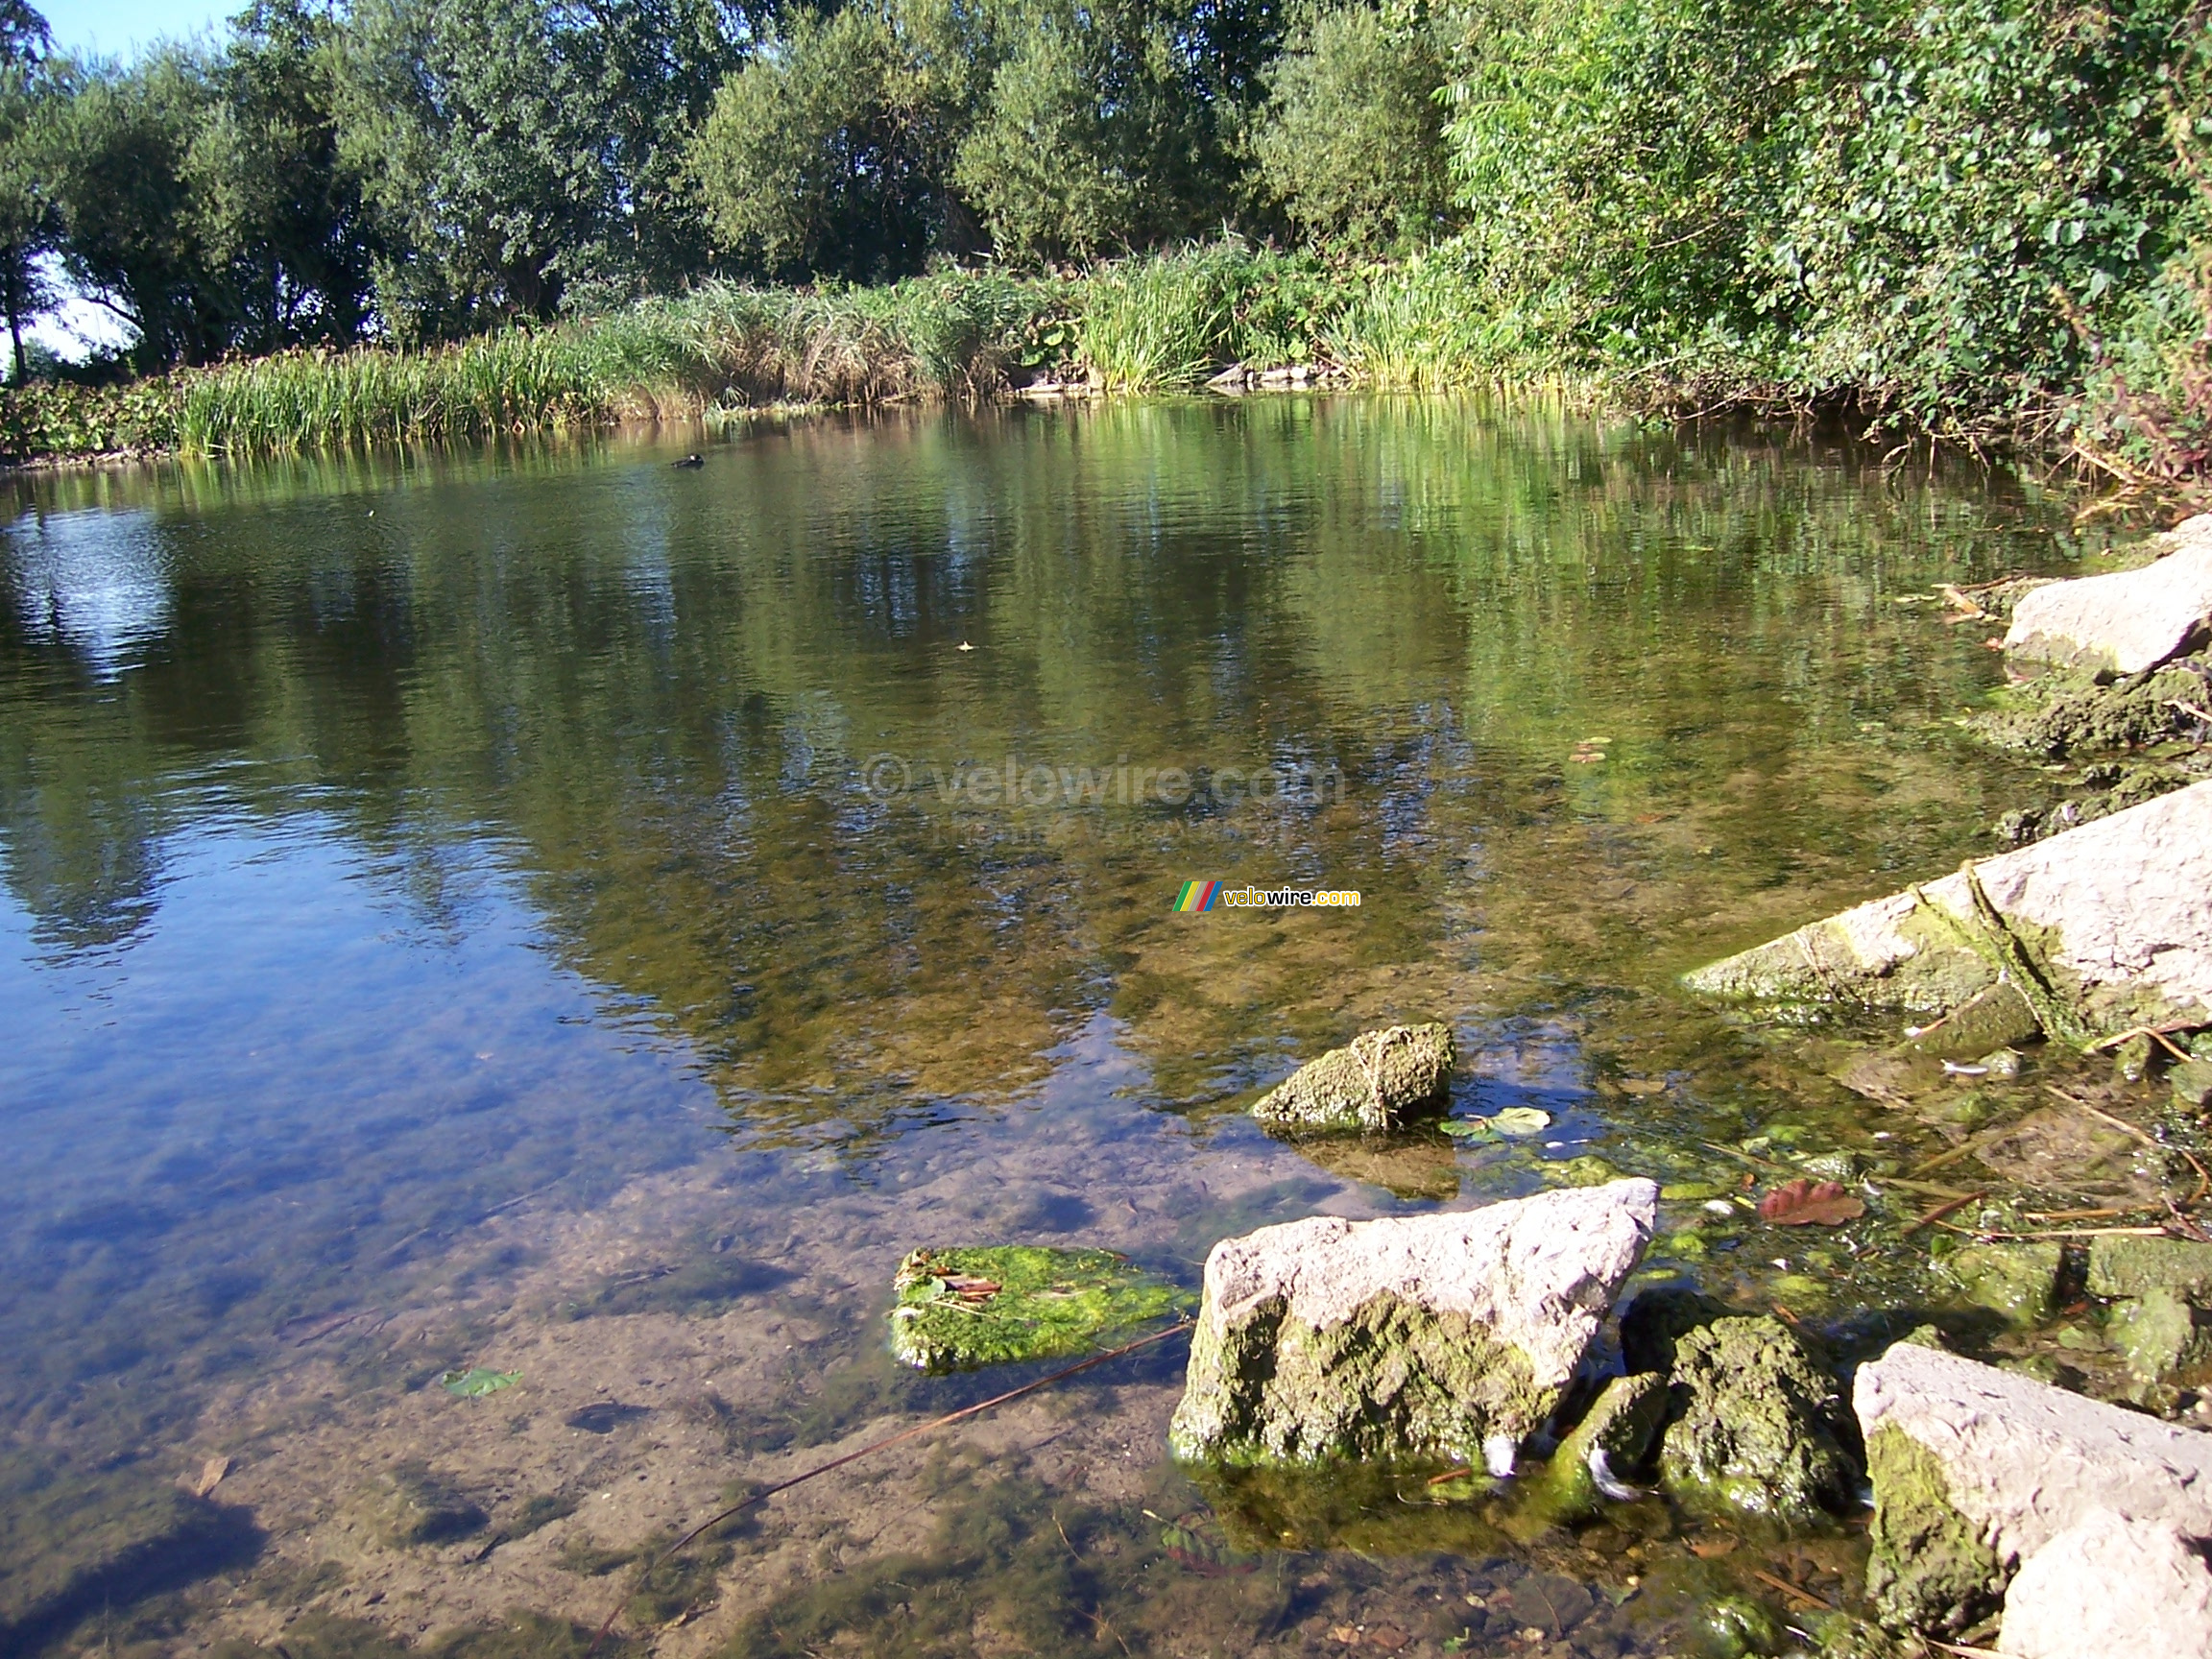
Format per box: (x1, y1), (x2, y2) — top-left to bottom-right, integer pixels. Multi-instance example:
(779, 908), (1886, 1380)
(1487, 1107), (1552, 1138)
(442, 1367), (520, 1398)
(1438, 1118), (1495, 1139)
(1756, 1179), (1865, 1227)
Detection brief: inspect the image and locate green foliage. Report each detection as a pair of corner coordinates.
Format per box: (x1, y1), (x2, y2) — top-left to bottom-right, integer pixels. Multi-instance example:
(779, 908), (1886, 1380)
(1439, 0), (2210, 423)
(0, 375), (179, 455)
(690, 7), (967, 281)
(953, 0), (1230, 262)
(1250, 4), (1454, 253)
(333, 0), (735, 336)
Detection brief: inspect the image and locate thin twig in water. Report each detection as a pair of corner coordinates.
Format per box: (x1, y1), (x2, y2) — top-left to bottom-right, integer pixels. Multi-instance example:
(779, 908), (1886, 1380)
(1906, 1191), (1986, 1234)
(2054, 1089), (2212, 1205)
(1749, 1567), (1834, 1610)
(584, 1318), (1193, 1655)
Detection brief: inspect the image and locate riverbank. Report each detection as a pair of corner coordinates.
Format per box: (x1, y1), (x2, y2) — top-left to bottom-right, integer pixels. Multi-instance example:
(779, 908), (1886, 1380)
(0, 248), (1604, 465)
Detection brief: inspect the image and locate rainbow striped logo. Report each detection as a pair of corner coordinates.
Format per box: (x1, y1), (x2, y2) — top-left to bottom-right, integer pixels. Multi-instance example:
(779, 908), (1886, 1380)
(1172, 879), (1222, 912)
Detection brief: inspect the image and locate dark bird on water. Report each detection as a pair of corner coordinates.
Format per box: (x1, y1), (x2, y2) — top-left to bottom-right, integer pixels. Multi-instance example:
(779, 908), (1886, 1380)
(673, 453), (704, 469)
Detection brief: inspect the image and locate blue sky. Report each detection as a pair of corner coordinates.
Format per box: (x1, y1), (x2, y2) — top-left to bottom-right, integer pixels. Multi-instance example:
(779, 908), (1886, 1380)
(43, 0), (230, 60)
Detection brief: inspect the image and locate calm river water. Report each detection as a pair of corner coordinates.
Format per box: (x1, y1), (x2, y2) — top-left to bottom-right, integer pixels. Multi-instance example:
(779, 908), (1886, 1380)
(0, 400), (2098, 1656)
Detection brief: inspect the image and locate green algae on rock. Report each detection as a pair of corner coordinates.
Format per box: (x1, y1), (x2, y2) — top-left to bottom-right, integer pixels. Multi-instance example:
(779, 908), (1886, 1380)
(1655, 1315), (1854, 1523)
(2085, 1235), (2212, 1302)
(1169, 1182), (1657, 1466)
(887, 1246), (1187, 1372)
(1863, 1425), (2006, 1634)
(1942, 1242), (2061, 1326)
(1529, 1372), (1669, 1526)
(1682, 781), (2212, 1046)
(1249, 1022), (1453, 1132)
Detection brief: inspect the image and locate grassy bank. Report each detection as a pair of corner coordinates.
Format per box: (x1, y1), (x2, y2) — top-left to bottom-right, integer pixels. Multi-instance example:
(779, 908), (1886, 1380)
(0, 248), (1575, 464)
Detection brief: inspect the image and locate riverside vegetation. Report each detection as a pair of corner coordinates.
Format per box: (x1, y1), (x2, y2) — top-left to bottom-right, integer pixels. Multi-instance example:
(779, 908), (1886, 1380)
(12, 0), (2212, 473)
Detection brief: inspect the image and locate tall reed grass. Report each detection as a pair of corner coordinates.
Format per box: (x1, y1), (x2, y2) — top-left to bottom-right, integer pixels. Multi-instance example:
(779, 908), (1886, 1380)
(0, 246), (1576, 463)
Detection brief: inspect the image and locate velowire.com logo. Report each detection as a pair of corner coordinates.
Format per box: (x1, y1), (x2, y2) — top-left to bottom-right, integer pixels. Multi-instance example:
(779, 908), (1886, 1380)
(1173, 880), (1359, 911)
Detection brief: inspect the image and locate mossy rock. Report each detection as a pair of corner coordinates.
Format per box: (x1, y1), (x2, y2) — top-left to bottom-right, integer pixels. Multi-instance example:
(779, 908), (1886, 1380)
(1527, 1372), (1668, 1527)
(1250, 1022), (1454, 1131)
(1896, 983), (2042, 1059)
(1620, 1287), (1733, 1375)
(1942, 1242), (2061, 1325)
(1168, 1297), (1549, 1465)
(1657, 1316), (1854, 1523)
(2108, 1288), (2212, 1382)
(887, 1246), (1186, 1372)
(1863, 1426), (2004, 1635)
(2085, 1236), (2212, 1303)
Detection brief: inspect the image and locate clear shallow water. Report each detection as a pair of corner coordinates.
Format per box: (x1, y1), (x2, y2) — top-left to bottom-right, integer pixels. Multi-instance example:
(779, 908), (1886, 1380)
(0, 400), (2093, 1655)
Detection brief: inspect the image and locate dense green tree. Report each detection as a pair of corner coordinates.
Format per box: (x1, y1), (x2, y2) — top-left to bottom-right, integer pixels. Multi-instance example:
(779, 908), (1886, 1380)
(953, 0), (1234, 261)
(333, 0), (739, 337)
(1250, 3), (1452, 252)
(0, 63), (55, 381)
(40, 50), (231, 367)
(689, 4), (970, 279)
(187, 0), (373, 349)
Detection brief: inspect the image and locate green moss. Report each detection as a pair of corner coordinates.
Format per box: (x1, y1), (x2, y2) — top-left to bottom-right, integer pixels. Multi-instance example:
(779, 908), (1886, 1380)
(1168, 1296), (1550, 1464)
(1942, 1242), (2061, 1325)
(887, 1246), (1187, 1372)
(1863, 1426), (2002, 1635)
(1657, 1317), (1852, 1523)
(1529, 1373), (1668, 1526)
(1250, 1022), (1454, 1131)
(1969, 658), (2209, 759)
(2108, 1289), (2211, 1382)
(2085, 1236), (2212, 1302)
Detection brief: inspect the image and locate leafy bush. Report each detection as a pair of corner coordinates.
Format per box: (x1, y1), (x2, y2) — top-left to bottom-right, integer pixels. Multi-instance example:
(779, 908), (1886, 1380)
(1250, 5), (1455, 253)
(1439, 0), (2211, 424)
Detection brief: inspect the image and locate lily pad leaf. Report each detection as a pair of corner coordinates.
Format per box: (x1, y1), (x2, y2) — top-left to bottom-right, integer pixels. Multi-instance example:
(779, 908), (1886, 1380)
(888, 1246), (1190, 1373)
(1439, 1118), (1495, 1139)
(442, 1367), (520, 1398)
(1488, 1107), (1552, 1139)
(1757, 1178), (1866, 1227)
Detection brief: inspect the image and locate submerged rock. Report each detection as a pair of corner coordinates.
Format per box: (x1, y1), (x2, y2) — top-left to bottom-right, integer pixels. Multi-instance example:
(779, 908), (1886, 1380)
(1683, 780), (2212, 1041)
(2107, 1287), (2211, 1383)
(1532, 1372), (1669, 1523)
(1250, 1022), (1454, 1132)
(1654, 1313), (1853, 1522)
(1855, 1341), (2212, 1633)
(2004, 518), (2212, 674)
(1942, 1241), (2061, 1325)
(362, 1462), (487, 1548)
(887, 1246), (1185, 1372)
(1999, 1509), (2212, 1659)
(1167, 1179), (1657, 1465)
(2084, 1234), (2212, 1302)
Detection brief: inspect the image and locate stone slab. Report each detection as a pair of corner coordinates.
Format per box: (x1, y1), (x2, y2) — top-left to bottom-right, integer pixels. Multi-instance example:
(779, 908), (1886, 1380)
(1857, 1341), (2212, 1575)
(1684, 780), (2212, 1032)
(2004, 518), (2212, 674)
(1999, 1509), (2212, 1659)
(1168, 1179), (1657, 1464)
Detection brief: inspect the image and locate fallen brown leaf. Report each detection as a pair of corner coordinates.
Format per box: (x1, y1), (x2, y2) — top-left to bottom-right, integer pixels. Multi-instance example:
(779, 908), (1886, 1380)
(1688, 1536), (1738, 1558)
(191, 1455), (230, 1498)
(1368, 1625), (1409, 1650)
(1759, 1178), (1866, 1227)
